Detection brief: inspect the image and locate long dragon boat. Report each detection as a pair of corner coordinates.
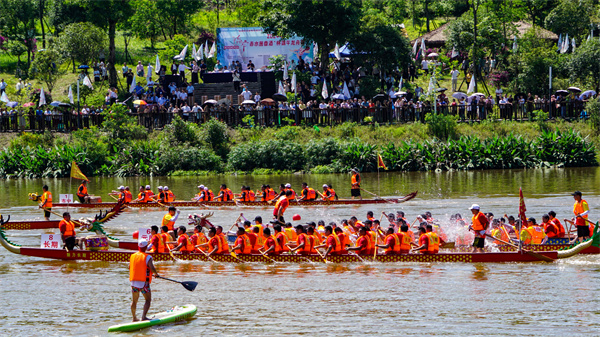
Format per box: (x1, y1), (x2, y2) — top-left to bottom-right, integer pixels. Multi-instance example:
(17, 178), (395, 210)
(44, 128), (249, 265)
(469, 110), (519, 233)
(36, 191), (418, 209)
(2, 216), (597, 264)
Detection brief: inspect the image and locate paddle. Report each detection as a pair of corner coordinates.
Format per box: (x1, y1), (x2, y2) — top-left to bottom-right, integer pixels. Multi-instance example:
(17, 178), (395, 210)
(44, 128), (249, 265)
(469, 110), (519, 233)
(155, 275), (197, 291)
(349, 252), (366, 263)
(260, 251), (281, 264)
(316, 249), (330, 263)
(484, 234), (555, 262)
(198, 249), (221, 264)
(41, 206), (87, 228)
(228, 214), (243, 232)
(229, 250), (246, 263)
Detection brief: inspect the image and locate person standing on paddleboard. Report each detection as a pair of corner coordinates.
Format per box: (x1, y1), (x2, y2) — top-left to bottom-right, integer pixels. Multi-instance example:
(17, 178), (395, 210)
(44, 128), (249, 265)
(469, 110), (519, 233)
(130, 239), (159, 322)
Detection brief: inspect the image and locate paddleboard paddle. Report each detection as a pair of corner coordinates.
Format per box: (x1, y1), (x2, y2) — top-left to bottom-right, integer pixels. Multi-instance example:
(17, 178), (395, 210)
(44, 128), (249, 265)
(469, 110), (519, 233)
(156, 275), (198, 291)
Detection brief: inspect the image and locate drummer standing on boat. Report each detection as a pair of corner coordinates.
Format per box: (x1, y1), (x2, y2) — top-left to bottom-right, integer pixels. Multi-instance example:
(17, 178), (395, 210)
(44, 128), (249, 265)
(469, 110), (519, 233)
(572, 191), (590, 242)
(350, 168), (362, 200)
(39, 185), (52, 221)
(129, 239), (159, 322)
(469, 204), (489, 253)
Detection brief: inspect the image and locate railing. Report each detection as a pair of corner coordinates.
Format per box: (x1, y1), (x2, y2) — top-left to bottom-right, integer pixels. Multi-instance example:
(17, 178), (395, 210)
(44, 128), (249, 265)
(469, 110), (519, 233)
(0, 100), (589, 132)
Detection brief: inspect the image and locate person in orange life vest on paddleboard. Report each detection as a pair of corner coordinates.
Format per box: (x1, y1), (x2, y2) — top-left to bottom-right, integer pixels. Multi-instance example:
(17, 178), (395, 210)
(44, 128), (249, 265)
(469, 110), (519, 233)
(346, 226), (371, 256)
(231, 227), (253, 255)
(163, 186), (175, 202)
(59, 212), (86, 250)
(298, 182), (317, 202)
(162, 206), (180, 238)
(350, 167), (362, 200)
(215, 184), (234, 202)
(76, 180), (89, 204)
(129, 239), (159, 322)
(39, 184), (53, 220)
(148, 225), (166, 254)
(170, 226), (194, 253)
(468, 204), (489, 253)
(273, 190), (292, 224)
(260, 227), (281, 256)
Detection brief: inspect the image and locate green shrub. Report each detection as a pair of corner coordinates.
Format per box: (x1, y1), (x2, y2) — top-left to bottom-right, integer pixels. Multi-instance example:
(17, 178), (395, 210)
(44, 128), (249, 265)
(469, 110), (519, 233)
(200, 117), (229, 158)
(425, 112), (458, 140)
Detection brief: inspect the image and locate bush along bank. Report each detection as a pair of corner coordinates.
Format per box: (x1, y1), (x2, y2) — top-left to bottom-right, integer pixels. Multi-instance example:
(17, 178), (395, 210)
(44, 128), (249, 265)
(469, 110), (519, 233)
(0, 128), (595, 178)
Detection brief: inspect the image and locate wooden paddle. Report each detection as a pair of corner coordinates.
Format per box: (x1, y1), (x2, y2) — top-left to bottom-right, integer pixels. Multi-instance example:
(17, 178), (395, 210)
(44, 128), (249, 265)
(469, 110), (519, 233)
(316, 249), (330, 263)
(484, 234), (555, 262)
(260, 250), (281, 264)
(198, 249), (221, 264)
(228, 250), (246, 263)
(228, 214), (243, 232)
(349, 252), (367, 263)
(155, 275), (197, 291)
(41, 207), (87, 228)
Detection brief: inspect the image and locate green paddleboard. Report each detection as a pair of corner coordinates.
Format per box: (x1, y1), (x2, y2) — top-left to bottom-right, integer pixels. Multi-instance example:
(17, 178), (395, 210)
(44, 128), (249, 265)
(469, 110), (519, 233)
(108, 304), (197, 332)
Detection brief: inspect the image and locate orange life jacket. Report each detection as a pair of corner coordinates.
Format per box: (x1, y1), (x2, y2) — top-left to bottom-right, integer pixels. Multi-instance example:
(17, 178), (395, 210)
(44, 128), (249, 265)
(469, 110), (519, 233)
(398, 232), (412, 251)
(302, 188), (316, 200)
(543, 222), (559, 238)
(263, 236), (281, 255)
(471, 212), (487, 231)
(208, 236), (223, 254)
(60, 220), (76, 237)
(129, 251), (152, 284)
(351, 173), (360, 188)
(192, 232), (208, 252)
(161, 232), (174, 250)
(150, 233), (165, 253)
(219, 188), (233, 201)
(124, 190), (133, 203)
(218, 233), (229, 252)
(276, 231), (290, 252)
(299, 233), (313, 254)
(385, 234), (401, 254)
(338, 232), (351, 250)
(274, 196), (288, 215)
(323, 188), (335, 201)
(329, 234), (342, 254)
(162, 214), (174, 231)
(202, 190), (213, 202)
(551, 218), (565, 238)
(42, 191), (53, 208)
(248, 190), (255, 201)
(165, 190), (175, 202)
(284, 228), (297, 242)
(526, 225), (545, 244)
(235, 234), (252, 254)
(77, 184), (87, 198)
(176, 233), (192, 253)
(426, 232), (440, 253)
(286, 188), (296, 200)
(266, 188), (276, 201)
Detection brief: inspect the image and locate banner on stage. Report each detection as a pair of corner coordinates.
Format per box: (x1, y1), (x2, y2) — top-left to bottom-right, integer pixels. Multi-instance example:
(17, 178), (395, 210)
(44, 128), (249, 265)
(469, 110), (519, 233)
(216, 27), (313, 70)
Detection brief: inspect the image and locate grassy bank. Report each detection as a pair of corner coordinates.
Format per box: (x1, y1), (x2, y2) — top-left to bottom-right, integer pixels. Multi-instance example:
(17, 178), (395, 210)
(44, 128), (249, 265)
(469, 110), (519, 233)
(0, 107), (597, 178)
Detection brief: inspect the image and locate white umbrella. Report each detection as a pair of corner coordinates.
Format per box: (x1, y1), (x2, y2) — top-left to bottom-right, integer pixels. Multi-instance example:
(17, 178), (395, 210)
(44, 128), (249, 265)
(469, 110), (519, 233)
(427, 52), (439, 58)
(242, 100), (256, 105)
(472, 92), (486, 96)
(332, 93), (345, 100)
(581, 90), (596, 97)
(568, 86), (581, 92)
(394, 91), (407, 96)
(203, 99), (218, 104)
(452, 92), (467, 100)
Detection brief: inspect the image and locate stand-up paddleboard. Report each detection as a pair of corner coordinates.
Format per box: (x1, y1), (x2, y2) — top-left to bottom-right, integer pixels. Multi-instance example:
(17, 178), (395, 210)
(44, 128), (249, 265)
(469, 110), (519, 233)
(108, 304), (197, 332)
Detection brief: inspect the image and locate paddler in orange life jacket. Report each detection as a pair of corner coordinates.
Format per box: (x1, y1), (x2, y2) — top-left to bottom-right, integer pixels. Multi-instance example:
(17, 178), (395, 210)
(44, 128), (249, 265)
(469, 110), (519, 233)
(572, 191), (591, 242)
(162, 206), (180, 237)
(237, 185), (256, 202)
(190, 225), (208, 253)
(192, 185), (207, 203)
(160, 226), (174, 251)
(469, 203), (489, 253)
(376, 227), (401, 255)
(490, 219), (511, 244)
(288, 225), (315, 255)
(154, 186), (165, 203)
(134, 186), (151, 203)
(541, 214), (560, 240)
(346, 226), (371, 256)
(148, 225), (166, 254)
(40, 184), (53, 220)
(273, 224), (290, 254)
(260, 227), (281, 256)
(59, 212), (86, 250)
(350, 167), (362, 200)
(231, 227), (253, 254)
(298, 182), (317, 202)
(315, 225), (345, 257)
(273, 190), (292, 224)
(396, 224), (413, 254)
(129, 239), (159, 322)
(284, 183), (296, 200)
(170, 226), (194, 253)
(521, 218), (547, 244)
(76, 180), (89, 204)
(321, 184), (337, 201)
(163, 186), (175, 202)
(548, 211), (566, 238)
(215, 184), (234, 202)
(124, 186), (133, 203)
(412, 226), (433, 254)
(144, 185), (154, 201)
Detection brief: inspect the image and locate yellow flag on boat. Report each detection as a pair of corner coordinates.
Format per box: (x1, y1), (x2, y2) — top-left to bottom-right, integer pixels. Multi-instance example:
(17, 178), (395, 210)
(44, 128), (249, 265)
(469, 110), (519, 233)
(377, 153), (388, 170)
(70, 161), (89, 181)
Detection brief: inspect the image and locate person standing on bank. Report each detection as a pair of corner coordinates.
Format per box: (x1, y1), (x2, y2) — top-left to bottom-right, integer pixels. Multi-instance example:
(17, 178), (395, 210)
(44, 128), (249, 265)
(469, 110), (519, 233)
(350, 168), (361, 200)
(129, 239), (159, 322)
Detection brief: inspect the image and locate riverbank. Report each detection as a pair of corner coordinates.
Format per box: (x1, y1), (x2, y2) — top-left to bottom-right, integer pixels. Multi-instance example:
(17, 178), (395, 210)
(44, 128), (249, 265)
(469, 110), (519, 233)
(0, 110), (596, 179)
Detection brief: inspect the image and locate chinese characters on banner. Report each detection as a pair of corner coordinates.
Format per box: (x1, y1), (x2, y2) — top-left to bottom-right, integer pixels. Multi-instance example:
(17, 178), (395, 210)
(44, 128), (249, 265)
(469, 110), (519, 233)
(41, 234), (61, 249)
(59, 194), (73, 203)
(216, 27), (313, 70)
(138, 228), (152, 243)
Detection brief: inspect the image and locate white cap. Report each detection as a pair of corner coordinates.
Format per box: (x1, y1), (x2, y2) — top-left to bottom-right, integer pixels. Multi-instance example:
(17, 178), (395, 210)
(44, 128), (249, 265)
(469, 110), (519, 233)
(118, 186), (125, 190)
(145, 185), (151, 189)
(285, 183), (291, 188)
(204, 187), (209, 191)
(469, 204), (480, 210)
(198, 185), (205, 189)
(138, 239), (149, 248)
(322, 184), (328, 188)
(164, 186), (169, 190)
(158, 186), (163, 190)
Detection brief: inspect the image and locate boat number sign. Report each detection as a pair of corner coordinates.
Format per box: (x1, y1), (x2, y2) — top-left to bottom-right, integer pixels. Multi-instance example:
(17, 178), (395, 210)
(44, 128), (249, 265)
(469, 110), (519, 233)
(59, 194), (74, 203)
(138, 228), (152, 243)
(41, 234), (61, 249)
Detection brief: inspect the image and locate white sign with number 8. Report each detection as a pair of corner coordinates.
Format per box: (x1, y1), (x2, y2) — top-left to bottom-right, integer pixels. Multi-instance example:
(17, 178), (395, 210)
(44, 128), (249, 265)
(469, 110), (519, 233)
(41, 234), (61, 249)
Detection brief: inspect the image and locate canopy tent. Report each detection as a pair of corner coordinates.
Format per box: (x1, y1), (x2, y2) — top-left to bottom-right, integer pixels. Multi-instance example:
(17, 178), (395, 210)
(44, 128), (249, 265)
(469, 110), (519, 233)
(328, 43), (366, 58)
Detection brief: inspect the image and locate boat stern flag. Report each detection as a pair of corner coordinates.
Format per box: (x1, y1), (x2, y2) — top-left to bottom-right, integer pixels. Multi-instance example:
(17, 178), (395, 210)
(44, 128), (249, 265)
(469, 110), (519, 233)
(377, 153), (388, 170)
(71, 161), (89, 181)
(39, 87), (46, 107)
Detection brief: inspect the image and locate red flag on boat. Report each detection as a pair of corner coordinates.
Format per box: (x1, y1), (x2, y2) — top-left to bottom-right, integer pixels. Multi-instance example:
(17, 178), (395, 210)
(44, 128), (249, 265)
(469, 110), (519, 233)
(377, 153), (387, 170)
(519, 187), (526, 222)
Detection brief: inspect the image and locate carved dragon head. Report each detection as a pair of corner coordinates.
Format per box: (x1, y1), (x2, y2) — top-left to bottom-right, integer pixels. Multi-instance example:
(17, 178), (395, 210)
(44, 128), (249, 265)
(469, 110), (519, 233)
(187, 212), (215, 228)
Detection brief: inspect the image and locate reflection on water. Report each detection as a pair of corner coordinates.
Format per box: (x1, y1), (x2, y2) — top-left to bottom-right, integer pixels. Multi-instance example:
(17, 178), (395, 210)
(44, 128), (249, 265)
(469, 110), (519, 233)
(2, 168), (600, 335)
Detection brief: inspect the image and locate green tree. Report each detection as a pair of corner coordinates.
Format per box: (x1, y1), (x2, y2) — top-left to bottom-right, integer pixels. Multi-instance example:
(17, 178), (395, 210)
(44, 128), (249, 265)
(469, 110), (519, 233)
(258, 0), (362, 74)
(155, 0), (204, 38)
(544, 0), (592, 40)
(55, 22), (107, 72)
(569, 40), (600, 92)
(128, 0), (161, 48)
(47, 0), (89, 36)
(521, 0), (558, 27)
(159, 34), (189, 63)
(0, 0), (38, 64)
(349, 24), (412, 72)
(28, 49), (63, 92)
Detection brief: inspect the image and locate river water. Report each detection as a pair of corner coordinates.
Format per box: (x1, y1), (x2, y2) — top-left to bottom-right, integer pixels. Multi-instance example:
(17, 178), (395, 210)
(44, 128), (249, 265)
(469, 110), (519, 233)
(1, 168), (600, 336)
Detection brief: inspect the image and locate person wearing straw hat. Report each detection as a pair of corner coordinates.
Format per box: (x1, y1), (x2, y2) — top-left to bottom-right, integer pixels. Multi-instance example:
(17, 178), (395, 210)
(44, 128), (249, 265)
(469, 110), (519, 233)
(129, 239), (159, 322)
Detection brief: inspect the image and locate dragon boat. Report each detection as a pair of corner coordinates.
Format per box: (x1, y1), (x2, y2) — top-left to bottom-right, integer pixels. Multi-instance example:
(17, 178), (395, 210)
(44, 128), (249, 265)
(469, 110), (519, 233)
(31, 192), (418, 209)
(1, 214), (597, 263)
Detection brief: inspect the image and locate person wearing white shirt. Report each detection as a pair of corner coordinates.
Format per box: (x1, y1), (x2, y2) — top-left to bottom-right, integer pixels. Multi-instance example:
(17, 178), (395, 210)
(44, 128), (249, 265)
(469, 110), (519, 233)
(242, 89), (252, 101)
(254, 93), (261, 102)
(136, 61), (144, 77)
(178, 62), (189, 81)
(451, 68), (460, 92)
(157, 95), (167, 106)
(0, 79), (6, 94)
